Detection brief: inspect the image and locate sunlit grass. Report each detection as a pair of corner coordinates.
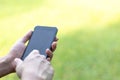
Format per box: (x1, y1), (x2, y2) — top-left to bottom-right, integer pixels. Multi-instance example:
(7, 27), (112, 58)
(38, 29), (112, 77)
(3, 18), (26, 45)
(52, 22), (120, 80)
(0, 0), (120, 38)
(0, 0), (120, 80)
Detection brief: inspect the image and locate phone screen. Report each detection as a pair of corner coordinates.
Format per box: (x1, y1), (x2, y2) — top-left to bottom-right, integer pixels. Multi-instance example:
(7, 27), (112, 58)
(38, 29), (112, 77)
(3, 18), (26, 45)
(21, 26), (58, 60)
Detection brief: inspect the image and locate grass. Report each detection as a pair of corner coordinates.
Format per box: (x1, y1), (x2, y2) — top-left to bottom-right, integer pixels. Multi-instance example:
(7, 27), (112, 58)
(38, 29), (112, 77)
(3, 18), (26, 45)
(52, 23), (120, 80)
(0, 0), (44, 19)
(0, 0), (120, 80)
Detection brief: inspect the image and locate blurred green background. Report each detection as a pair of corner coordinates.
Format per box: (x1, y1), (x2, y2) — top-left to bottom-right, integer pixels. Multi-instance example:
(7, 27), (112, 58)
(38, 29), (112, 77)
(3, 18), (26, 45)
(0, 0), (120, 80)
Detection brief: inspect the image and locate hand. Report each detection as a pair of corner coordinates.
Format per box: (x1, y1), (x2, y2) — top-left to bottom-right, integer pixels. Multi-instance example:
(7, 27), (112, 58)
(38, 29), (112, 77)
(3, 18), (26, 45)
(0, 30), (32, 77)
(1, 30), (58, 76)
(14, 50), (54, 80)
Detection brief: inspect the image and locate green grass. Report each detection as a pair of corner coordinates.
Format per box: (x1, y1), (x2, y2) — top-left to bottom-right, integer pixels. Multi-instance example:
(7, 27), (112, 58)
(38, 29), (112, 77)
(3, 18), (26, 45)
(52, 23), (120, 80)
(1, 23), (120, 80)
(0, 0), (44, 19)
(0, 0), (120, 80)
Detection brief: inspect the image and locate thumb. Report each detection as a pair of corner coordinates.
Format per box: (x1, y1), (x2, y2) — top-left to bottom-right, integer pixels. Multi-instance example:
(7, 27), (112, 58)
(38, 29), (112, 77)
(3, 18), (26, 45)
(14, 58), (23, 67)
(14, 58), (23, 78)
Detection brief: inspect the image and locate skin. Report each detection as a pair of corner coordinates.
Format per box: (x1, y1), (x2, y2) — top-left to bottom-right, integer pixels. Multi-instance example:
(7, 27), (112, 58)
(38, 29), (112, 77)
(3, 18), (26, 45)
(0, 30), (58, 78)
(14, 50), (54, 80)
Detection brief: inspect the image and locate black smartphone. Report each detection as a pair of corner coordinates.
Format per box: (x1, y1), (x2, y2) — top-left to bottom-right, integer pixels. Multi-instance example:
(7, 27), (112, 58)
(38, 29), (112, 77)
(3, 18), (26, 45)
(21, 26), (58, 60)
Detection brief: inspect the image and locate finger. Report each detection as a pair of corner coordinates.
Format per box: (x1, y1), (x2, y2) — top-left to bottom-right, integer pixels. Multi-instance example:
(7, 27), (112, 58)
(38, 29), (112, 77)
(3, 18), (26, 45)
(41, 58), (51, 65)
(51, 42), (57, 52)
(20, 30), (33, 43)
(14, 58), (23, 78)
(40, 55), (46, 59)
(14, 58), (23, 68)
(46, 49), (53, 57)
(47, 57), (51, 61)
(46, 49), (53, 61)
(25, 50), (40, 60)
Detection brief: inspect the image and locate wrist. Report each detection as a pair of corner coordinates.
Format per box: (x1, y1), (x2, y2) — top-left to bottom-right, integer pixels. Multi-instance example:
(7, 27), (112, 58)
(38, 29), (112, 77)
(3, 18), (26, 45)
(3, 55), (14, 72)
(0, 55), (14, 77)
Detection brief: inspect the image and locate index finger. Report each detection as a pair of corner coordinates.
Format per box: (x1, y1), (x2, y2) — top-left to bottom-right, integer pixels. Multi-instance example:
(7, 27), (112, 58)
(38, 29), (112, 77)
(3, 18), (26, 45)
(20, 30), (33, 43)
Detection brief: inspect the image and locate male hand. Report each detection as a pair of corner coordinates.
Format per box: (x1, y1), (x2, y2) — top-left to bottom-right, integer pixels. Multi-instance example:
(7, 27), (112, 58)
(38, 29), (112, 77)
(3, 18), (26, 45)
(14, 50), (54, 80)
(2, 30), (58, 75)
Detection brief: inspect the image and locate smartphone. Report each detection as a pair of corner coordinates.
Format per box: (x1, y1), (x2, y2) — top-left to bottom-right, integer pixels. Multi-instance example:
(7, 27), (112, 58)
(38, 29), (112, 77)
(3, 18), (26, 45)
(21, 26), (58, 60)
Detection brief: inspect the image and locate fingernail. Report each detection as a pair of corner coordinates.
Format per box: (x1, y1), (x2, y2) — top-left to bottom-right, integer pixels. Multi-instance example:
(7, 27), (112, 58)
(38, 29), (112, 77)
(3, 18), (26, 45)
(33, 49), (39, 52)
(14, 58), (19, 64)
(14, 58), (19, 62)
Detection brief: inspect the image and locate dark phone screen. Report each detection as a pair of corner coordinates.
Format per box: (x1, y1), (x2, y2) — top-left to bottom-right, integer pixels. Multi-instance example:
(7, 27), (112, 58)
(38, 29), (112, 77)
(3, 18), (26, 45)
(21, 26), (58, 60)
